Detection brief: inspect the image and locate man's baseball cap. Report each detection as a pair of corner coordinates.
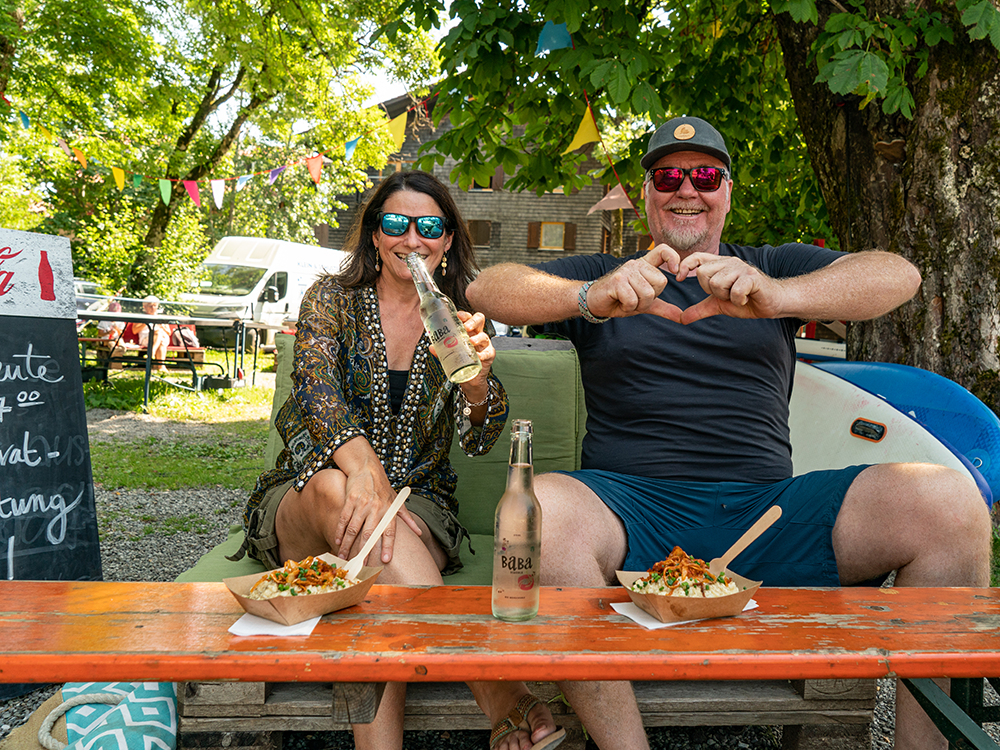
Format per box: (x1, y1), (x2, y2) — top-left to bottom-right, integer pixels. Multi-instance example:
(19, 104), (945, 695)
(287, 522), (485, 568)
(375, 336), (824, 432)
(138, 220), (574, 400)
(641, 116), (731, 171)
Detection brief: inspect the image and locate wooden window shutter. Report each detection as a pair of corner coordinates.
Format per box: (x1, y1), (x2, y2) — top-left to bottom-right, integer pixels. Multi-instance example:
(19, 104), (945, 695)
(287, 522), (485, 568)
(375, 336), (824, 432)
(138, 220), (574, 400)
(468, 220), (492, 247)
(491, 166), (505, 190)
(564, 223), (577, 250)
(527, 222), (541, 249)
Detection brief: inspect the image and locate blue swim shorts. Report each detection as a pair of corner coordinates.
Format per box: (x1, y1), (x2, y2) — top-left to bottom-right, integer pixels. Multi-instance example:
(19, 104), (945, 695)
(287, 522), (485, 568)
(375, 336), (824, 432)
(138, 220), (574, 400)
(562, 465), (871, 587)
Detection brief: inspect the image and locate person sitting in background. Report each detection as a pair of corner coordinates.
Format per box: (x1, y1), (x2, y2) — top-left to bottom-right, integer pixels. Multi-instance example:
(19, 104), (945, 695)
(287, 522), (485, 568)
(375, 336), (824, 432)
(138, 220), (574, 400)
(97, 300), (124, 341)
(123, 295), (171, 371)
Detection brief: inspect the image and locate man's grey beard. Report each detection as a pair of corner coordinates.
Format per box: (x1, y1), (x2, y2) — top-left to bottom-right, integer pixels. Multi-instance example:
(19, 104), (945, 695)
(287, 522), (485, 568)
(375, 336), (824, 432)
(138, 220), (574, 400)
(661, 224), (708, 254)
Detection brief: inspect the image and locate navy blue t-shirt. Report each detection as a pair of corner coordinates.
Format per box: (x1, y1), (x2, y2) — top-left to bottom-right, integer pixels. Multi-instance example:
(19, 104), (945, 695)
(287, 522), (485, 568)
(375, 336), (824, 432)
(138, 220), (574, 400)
(534, 243), (844, 484)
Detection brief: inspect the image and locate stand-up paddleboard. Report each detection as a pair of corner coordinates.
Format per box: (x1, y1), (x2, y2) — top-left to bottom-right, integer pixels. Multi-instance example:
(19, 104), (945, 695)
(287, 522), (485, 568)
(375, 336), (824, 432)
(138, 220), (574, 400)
(794, 337), (845, 362)
(811, 360), (1000, 504)
(789, 361), (992, 507)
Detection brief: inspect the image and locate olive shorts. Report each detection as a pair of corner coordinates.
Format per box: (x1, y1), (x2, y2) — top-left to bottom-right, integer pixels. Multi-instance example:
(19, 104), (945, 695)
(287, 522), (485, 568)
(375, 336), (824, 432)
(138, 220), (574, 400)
(243, 479), (469, 575)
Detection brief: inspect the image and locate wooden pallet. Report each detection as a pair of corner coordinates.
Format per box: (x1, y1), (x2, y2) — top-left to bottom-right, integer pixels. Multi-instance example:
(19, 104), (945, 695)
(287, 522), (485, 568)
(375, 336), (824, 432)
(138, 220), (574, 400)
(178, 679), (876, 750)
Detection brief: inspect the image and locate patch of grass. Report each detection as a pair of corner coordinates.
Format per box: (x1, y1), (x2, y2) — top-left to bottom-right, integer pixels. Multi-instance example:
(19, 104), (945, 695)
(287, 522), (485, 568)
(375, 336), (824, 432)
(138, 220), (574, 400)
(91, 423), (268, 490)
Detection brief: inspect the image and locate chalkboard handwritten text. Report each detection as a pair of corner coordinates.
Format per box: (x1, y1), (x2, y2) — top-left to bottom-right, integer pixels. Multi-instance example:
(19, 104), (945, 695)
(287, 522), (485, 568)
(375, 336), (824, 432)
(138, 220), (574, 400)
(0, 431), (88, 467)
(0, 483), (85, 545)
(0, 343), (64, 384)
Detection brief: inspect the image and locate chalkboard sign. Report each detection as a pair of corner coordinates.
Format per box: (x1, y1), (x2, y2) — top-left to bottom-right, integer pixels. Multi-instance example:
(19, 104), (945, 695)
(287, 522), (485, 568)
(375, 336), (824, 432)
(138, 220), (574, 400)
(0, 229), (102, 584)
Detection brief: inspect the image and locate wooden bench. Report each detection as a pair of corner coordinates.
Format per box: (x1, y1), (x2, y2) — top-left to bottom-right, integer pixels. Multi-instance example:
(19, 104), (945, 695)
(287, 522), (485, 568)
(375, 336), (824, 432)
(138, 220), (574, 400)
(2, 581), (999, 750)
(79, 338), (207, 368)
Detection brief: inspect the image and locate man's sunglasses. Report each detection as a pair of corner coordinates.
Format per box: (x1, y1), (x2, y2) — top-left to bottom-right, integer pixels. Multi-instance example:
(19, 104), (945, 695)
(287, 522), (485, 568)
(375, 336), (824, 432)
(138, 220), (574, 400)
(646, 166), (730, 193)
(378, 212), (448, 239)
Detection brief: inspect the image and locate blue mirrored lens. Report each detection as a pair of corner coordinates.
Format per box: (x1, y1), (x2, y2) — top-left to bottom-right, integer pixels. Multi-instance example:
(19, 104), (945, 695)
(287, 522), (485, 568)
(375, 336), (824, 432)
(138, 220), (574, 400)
(415, 216), (445, 239)
(380, 213), (410, 236)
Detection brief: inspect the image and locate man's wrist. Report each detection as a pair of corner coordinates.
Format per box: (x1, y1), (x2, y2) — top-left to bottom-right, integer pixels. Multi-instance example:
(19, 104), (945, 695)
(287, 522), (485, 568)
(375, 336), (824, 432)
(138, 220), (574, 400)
(577, 280), (610, 324)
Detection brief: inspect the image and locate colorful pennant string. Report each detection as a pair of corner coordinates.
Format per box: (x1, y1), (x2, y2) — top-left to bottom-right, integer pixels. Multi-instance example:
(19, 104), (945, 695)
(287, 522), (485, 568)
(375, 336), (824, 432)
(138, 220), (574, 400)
(5, 23), (641, 226)
(183, 180), (201, 207)
(211, 180), (225, 209)
(268, 166), (286, 185)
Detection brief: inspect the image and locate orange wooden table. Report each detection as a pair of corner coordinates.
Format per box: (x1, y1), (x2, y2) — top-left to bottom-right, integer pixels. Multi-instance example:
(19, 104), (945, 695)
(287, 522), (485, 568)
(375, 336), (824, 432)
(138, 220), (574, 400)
(1, 581), (999, 685)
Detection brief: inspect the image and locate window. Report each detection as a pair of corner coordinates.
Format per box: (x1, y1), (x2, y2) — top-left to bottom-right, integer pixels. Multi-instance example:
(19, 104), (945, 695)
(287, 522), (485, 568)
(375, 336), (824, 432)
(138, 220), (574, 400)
(527, 222), (576, 251)
(468, 220), (493, 248)
(371, 160), (415, 182)
(469, 167), (505, 191)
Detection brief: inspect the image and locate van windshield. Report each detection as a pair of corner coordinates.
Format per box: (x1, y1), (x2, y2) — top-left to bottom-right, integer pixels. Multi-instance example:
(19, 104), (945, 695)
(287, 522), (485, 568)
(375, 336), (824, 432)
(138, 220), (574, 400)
(195, 264), (267, 296)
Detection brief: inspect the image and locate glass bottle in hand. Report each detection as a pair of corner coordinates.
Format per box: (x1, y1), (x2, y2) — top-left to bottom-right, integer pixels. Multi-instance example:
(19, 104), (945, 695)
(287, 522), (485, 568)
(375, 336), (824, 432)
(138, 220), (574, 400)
(405, 252), (482, 384)
(492, 419), (541, 621)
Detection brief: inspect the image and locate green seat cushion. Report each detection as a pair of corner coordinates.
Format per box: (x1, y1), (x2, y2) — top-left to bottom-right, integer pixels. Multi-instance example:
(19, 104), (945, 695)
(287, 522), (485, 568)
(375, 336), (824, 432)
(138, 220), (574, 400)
(174, 525), (265, 582)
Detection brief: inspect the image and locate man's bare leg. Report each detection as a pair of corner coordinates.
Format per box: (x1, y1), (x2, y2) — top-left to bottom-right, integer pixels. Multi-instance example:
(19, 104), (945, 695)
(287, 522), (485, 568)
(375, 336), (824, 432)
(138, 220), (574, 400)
(832, 463), (991, 750)
(536, 472), (650, 750)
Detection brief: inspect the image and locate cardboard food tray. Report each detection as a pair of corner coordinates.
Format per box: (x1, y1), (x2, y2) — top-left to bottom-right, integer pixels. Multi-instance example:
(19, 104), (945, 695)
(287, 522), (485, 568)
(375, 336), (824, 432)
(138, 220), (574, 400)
(616, 569), (761, 623)
(225, 553), (382, 626)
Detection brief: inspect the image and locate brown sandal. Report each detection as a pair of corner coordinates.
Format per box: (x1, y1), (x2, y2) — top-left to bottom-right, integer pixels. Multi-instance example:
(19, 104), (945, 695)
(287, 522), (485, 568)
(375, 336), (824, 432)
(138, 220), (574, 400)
(489, 694), (566, 750)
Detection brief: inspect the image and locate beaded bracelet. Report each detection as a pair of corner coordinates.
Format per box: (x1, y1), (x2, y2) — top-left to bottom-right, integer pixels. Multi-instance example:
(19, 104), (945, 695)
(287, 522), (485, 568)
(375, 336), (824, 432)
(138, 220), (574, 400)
(577, 280), (610, 324)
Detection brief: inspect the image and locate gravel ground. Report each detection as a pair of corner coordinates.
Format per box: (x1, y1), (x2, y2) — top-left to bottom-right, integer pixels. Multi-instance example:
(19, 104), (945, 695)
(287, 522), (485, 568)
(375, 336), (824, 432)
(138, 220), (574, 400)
(1, 410), (996, 749)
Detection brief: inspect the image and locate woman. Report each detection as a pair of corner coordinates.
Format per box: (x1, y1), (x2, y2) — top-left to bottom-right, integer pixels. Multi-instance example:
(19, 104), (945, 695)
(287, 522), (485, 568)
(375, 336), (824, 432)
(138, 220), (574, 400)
(234, 171), (564, 750)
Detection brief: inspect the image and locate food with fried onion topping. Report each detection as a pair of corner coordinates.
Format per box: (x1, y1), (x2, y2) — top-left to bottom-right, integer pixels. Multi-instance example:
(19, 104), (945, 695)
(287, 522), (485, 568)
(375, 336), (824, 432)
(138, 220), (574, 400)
(631, 546), (742, 598)
(248, 556), (360, 600)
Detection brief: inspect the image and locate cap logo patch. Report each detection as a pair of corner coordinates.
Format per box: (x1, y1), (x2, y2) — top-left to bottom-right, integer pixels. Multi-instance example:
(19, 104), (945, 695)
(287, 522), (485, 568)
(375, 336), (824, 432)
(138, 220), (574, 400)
(674, 124), (696, 140)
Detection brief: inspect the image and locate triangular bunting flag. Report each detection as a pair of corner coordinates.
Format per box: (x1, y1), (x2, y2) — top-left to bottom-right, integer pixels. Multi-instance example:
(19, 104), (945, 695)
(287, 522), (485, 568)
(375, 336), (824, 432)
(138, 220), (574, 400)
(345, 137), (360, 162)
(39, 124), (53, 141)
(562, 105), (600, 155)
(57, 138), (72, 158)
(184, 180), (201, 207)
(158, 178), (171, 205)
(112, 167), (125, 190)
(133, 174), (142, 188)
(0, 93), (11, 106)
(536, 21), (572, 55)
(211, 179), (225, 209)
(72, 148), (88, 169)
(18, 110), (29, 129)
(268, 166), (286, 185)
(236, 174), (252, 192)
(306, 154), (323, 184)
(387, 112), (407, 153)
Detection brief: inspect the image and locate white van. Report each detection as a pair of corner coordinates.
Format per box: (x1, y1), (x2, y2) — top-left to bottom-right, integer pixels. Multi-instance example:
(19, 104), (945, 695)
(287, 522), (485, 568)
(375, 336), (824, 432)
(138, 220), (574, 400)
(183, 236), (348, 347)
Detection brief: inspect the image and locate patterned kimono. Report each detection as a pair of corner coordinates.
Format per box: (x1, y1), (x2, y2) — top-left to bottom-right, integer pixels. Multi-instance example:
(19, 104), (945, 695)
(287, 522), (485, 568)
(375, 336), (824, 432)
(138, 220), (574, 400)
(243, 276), (509, 526)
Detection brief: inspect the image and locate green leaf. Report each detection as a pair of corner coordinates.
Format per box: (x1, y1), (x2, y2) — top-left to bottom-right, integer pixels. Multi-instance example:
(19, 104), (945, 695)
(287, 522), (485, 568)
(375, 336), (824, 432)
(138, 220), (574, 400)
(772, 0), (818, 25)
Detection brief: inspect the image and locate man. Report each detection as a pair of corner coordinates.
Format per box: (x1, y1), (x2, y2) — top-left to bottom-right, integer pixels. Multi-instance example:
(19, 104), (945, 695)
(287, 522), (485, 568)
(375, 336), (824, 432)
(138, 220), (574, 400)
(468, 116), (991, 750)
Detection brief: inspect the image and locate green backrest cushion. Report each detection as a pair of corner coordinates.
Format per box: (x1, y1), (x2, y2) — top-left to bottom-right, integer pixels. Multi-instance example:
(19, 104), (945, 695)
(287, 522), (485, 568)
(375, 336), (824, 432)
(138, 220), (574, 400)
(264, 333), (296, 470)
(264, 334), (586, 537)
(448, 346), (585, 536)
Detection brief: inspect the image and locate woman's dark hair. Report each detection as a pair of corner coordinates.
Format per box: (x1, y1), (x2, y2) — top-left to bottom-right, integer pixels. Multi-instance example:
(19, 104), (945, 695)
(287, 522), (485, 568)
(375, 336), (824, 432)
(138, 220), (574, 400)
(333, 170), (479, 311)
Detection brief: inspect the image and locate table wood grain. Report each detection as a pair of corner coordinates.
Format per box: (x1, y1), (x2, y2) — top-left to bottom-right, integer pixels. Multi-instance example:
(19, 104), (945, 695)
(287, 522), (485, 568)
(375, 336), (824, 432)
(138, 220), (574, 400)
(2, 582), (998, 684)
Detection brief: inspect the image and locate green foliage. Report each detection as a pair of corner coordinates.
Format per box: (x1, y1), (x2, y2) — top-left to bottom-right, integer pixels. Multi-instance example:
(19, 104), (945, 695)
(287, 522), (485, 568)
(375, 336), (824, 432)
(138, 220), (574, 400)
(2, 0), (439, 292)
(406, 0), (836, 247)
(74, 196), (209, 298)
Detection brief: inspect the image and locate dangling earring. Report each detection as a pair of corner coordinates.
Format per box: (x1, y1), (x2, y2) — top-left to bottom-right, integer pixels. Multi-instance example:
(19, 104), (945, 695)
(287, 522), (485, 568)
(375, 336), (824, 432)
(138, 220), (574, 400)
(440, 253), (448, 276)
(374, 250), (381, 272)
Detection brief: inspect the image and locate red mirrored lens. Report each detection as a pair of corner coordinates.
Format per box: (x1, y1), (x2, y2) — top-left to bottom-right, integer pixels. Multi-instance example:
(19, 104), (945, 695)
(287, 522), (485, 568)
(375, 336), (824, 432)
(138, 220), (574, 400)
(650, 167), (725, 193)
(690, 168), (724, 191)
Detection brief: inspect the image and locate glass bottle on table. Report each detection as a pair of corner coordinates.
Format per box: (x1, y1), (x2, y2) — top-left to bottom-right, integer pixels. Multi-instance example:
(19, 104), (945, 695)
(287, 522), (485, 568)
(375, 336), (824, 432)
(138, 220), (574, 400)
(492, 419), (541, 622)
(405, 252), (482, 384)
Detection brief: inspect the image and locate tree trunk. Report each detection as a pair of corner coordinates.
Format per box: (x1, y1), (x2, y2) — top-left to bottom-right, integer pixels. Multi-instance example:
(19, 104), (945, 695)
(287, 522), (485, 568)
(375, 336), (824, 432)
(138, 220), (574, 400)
(774, 7), (1000, 411)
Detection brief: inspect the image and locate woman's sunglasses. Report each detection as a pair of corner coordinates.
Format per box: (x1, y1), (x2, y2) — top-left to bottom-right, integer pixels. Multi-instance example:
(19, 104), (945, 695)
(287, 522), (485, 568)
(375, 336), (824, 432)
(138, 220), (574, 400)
(646, 166), (730, 193)
(378, 212), (448, 239)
